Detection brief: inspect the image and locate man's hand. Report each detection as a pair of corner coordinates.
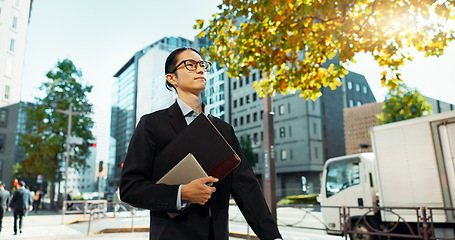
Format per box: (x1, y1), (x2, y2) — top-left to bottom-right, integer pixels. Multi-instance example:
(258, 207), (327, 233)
(181, 176), (218, 205)
(7, 207), (11, 212)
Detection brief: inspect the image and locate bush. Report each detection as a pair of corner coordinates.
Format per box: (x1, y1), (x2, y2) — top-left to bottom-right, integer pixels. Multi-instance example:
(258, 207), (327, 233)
(278, 193), (319, 205)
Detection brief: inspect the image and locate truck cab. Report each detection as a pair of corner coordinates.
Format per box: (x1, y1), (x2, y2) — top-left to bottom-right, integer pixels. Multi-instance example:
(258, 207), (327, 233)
(320, 153), (378, 234)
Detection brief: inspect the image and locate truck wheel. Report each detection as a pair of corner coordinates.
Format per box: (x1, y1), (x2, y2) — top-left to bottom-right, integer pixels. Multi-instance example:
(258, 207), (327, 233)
(349, 222), (377, 240)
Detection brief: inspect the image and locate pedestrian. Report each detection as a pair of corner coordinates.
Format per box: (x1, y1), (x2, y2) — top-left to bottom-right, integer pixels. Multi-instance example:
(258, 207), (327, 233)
(66, 191), (74, 210)
(120, 47), (282, 240)
(0, 181), (10, 233)
(32, 190), (42, 213)
(8, 180), (32, 235)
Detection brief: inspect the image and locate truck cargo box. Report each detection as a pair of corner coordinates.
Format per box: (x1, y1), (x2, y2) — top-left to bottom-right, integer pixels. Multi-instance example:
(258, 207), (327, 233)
(370, 110), (455, 223)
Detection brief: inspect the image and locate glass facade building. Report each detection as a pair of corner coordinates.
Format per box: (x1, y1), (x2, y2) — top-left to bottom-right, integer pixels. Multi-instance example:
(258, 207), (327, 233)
(109, 37), (192, 187)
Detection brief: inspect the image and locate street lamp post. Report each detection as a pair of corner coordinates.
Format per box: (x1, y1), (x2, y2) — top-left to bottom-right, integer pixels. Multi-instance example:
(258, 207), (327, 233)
(54, 103), (82, 213)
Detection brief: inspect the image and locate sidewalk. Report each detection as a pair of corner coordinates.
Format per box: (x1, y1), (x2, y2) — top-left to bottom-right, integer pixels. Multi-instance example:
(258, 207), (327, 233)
(0, 210), (247, 240)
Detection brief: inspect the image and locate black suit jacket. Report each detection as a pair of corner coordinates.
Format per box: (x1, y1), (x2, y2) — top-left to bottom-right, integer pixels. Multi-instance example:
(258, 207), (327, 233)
(120, 102), (281, 240)
(9, 188), (32, 211)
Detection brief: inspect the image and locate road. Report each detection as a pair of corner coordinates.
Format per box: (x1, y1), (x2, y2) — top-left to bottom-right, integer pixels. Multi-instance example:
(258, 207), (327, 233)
(0, 205), (346, 240)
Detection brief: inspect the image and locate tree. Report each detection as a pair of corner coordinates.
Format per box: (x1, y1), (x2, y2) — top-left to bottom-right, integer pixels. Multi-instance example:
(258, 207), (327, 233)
(377, 83), (432, 124)
(196, 0), (455, 100)
(19, 59), (94, 207)
(239, 135), (258, 167)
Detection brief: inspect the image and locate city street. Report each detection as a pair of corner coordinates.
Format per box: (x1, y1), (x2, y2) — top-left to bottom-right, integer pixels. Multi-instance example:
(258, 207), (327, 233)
(0, 205), (345, 240)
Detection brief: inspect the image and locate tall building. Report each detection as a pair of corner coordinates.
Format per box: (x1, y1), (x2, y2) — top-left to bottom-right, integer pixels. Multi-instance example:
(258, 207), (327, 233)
(344, 97), (454, 155)
(227, 68), (376, 198)
(0, 102), (27, 189)
(0, 0), (32, 107)
(109, 37), (192, 188)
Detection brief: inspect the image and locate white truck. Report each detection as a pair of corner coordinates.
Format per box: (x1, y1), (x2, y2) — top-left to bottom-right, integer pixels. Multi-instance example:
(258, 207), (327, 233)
(319, 110), (455, 240)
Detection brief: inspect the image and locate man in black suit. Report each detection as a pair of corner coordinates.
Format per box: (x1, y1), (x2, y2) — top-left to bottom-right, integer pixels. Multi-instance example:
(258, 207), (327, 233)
(120, 48), (282, 240)
(0, 181), (10, 233)
(9, 180), (32, 235)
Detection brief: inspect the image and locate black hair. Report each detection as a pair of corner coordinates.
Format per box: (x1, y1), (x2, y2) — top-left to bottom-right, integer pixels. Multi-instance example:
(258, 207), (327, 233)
(18, 180), (25, 187)
(164, 47), (202, 91)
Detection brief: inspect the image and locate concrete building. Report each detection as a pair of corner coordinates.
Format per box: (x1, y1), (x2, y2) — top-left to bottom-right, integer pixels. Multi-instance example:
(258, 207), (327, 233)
(0, 0), (32, 107)
(109, 37), (192, 189)
(344, 97), (454, 155)
(226, 67), (376, 198)
(0, 102), (26, 189)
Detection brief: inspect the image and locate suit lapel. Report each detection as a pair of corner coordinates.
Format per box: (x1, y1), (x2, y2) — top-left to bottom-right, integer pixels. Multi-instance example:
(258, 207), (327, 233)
(168, 101), (187, 134)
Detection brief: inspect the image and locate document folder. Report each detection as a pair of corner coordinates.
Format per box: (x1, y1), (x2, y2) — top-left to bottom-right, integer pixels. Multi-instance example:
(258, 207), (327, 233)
(153, 114), (241, 217)
(156, 153), (208, 185)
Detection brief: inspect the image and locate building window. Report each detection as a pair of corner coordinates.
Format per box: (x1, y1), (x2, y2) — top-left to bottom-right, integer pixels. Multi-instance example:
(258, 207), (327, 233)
(313, 123), (317, 134)
(363, 86), (367, 94)
(349, 99), (354, 107)
(356, 84), (360, 92)
(253, 133), (258, 144)
(253, 92), (257, 101)
(240, 116), (244, 125)
(288, 103), (291, 113)
(279, 127), (286, 138)
(234, 118), (238, 127)
(240, 98), (244, 106)
(279, 105), (285, 115)
(233, 81), (237, 89)
(0, 134), (5, 152)
(4, 85), (10, 99)
(12, 16), (18, 29)
(253, 112), (257, 122)
(246, 95), (250, 103)
(246, 76), (249, 85)
(233, 100), (237, 108)
(14, 0), (20, 8)
(0, 109), (7, 127)
(252, 73), (257, 81)
(357, 101), (362, 106)
(239, 79), (243, 87)
(246, 114), (250, 123)
(260, 110), (264, 120)
(9, 38), (15, 52)
(289, 126), (292, 137)
(5, 60), (13, 77)
(348, 81), (352, 90)
(281, 150), (287, 161)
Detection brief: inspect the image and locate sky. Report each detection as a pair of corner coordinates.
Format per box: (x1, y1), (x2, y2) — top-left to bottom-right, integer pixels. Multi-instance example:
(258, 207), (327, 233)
(22, 0), (455, 115)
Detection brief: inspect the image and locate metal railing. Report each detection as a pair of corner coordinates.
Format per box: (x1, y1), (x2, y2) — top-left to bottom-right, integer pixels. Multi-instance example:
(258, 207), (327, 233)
(228, 204), (455, 239)
(61, 201), (455, 239)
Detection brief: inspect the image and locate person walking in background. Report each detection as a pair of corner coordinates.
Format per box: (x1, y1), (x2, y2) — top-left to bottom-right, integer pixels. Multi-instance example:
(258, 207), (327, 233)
(66, 190), (74, 210)
(32, 190), (42, 214)
(0, 181), (10, 233)
(8, 180), (32, 235)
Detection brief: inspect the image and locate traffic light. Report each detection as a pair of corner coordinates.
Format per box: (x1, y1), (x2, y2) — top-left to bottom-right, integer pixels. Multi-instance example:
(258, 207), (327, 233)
(91, 143), (97, 147)
(98, 161), (104, 172)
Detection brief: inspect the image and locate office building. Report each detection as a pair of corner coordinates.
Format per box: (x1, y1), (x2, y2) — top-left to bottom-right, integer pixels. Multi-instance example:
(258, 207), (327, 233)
(227, 68), (376, 198)
(109, 37), (192, 188)
(0, 0), (32, 107)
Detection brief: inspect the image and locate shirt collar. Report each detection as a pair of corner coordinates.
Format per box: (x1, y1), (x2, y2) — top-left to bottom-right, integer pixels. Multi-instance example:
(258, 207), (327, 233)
(176, 98), (209, 117)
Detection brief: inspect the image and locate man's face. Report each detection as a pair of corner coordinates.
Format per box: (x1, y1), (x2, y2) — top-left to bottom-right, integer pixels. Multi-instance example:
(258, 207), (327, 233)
(167, 50), (207, 96)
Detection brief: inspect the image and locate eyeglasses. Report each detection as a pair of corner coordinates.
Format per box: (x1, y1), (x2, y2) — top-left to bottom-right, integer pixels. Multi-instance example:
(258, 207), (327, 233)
(170, 60), (212, 73)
